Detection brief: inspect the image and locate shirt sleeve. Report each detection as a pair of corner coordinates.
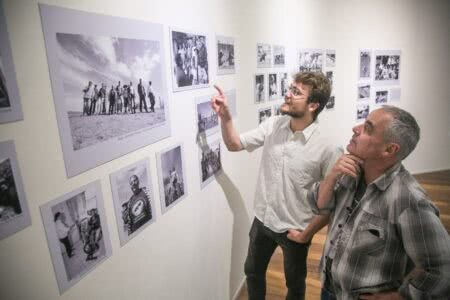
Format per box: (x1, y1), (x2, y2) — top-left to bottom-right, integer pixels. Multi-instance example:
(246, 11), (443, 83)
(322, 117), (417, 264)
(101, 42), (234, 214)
(307, 181), (336, 215)
(397, 199), (450, 299)
(239, 117), (275, 152)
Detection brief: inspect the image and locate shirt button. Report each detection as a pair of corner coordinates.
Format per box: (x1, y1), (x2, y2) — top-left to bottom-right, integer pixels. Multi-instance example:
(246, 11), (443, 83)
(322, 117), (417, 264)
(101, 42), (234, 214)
(338, 224), (342, 228)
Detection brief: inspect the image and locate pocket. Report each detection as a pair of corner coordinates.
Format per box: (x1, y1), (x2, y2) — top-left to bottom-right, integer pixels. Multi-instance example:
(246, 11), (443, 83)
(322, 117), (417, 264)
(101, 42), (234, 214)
(352, 211), (387, 256)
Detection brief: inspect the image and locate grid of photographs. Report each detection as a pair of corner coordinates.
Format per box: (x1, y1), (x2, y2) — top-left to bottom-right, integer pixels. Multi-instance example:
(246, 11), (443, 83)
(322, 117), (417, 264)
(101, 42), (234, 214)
(356, 49), (401, 120)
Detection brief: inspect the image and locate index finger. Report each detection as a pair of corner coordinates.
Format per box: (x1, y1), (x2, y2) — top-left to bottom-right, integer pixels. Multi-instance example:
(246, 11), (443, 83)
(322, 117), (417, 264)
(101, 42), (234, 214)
(345, 154), (364, 165)
(213, 84), (224, 96)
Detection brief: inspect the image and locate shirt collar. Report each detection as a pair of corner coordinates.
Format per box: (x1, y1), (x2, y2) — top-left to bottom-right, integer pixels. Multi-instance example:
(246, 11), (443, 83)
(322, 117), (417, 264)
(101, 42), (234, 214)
(282, 118), (319, 142)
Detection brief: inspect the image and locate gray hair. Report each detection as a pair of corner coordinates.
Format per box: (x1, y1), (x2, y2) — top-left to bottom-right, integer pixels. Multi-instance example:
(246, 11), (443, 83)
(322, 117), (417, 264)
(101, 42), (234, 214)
(382, 105), (420, 161)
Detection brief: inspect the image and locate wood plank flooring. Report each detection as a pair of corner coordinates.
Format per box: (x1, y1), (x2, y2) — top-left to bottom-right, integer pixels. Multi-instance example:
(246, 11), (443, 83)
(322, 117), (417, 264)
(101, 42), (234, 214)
(236, 170), (450, 300)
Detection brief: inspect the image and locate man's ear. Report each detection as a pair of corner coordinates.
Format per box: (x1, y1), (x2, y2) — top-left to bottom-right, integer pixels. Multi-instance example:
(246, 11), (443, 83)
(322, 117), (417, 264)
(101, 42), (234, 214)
(308, 102), (319, 112)
(384, 142), (400, 157)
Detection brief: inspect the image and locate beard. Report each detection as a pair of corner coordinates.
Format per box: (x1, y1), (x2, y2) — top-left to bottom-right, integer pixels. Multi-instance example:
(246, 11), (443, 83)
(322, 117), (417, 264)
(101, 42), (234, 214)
(281, 104), (305, 118)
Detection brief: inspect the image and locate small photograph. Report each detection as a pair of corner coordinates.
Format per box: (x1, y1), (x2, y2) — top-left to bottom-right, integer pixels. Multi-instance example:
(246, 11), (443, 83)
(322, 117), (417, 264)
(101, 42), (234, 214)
(0, 2), (23, 123)
(258, 107), (272, 124)
(224, 89), (237, 118)
(171, 29), (209, 91)
(216, 35), (235, 75)
(0, 140), (31, 240)
(375, 90), (388, 104)
(356, 103), (370, 120)
(196, 95), (219, 137)
(254, 73), (266, 103)
(156, 144), (187, 214)
(298, 49), (323, 72)
(199, 138), (222, 189)
(374, 50), (400, 85)
(359, 50), (371, 79)
(390, 87), (401, 102)
(279, 72), (288, 97)
(326, 71), (334, 90)
(273, 103), (283, 116)
(268, 73), (279, 101)
(40, 180), (112, 294)
(109, 159), (155, 246)
(358, 83), (371, 101)
(273, 45), (285, 67)
(326, 49), (336, 68)
(257, 43), (272, 68)
(325, 95), (335, 110)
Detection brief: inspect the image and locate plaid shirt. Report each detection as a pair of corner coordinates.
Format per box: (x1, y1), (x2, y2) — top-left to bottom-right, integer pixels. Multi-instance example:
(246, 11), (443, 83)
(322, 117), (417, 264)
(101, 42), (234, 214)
(308, 163), (450, 299)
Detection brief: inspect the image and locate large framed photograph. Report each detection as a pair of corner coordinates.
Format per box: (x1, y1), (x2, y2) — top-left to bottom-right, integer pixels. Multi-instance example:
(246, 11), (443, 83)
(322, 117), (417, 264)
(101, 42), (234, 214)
(258, 106), (272, 124)
(195, 95), (219, 137)
(0, 140), (31, 240)
(170, 29), (209, 91)
(0, 3), (23, 124)
(216, 35), (235, 75)
(156, 143), (188, 214)
(374, 50), (400, 85)
(257, 43), (272, 68)
(268, 73), (279, 101)
(273, 45), (285, 67)
(109, 159), (155, 246)
(198, 137), (222, 189)
(359, 49), (371, 80)
(326, 49), (336, 68)
(225, 89), (237, 118)
(39, 5), (171, 177)
(254, 73), (266, 103)
(40, 180), (112, 294)
(298, 49), (323, 72)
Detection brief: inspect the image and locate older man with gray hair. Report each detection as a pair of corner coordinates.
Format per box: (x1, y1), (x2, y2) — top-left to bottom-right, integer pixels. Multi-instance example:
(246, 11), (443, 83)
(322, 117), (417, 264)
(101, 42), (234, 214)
(289, 105), (450, 299)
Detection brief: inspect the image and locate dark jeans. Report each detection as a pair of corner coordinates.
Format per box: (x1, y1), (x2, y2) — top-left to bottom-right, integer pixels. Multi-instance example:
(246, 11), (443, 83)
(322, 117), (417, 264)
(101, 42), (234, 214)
(320, 288), (337, 300)
(244, 218), (310, 300)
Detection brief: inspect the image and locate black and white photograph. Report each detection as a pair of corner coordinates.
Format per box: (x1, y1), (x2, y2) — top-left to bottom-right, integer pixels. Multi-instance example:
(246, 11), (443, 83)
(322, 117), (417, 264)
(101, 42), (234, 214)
(273, 45), (285, 67)
(0, 2), (23, 124)
(257, 43), (272, 68)
(325, 95), (335, 110)
(196, 95), (219, 137)
(216, 35), (235, 75)
(110, 159), (155, 246)
(298, 49), (323, 72)
(40, 180), (112, 294)
(225, 89), (237, 118)
(273, 103), (282, 116)
(357, 83), (371, 101)
(359, 50), (371, 79)
(156, 144), (187, 214)
(280, 72), (288, 97)
(0, 140), (31, 240)
(374, 50), (400, 85)
(258, 107), (272, 124)
(198, 138), (222, 189)
(356, 103), (370, 120)
(170, 29), (209, 91)
(375, 90), (389, 104)
(254, 73), (266, 103)
(326, 49), (336, 68)
(390, 87), (401, 102)
(268, 73), (279, 101)
(39, 5), (171, 177)
(326, 71), (334, 90)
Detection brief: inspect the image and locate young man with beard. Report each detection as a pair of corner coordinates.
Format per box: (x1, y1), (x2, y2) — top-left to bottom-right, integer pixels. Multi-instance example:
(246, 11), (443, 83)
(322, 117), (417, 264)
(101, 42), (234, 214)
(211, 72), (342, 300)
(123, 175), (152, 235)
(291, 106), (450, 299)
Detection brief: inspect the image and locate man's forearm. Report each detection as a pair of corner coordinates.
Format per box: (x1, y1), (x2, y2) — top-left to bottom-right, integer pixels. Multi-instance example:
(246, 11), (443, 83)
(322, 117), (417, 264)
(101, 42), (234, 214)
(317, 173), (339, 209)
(302, 214), (330, 240)
(220, 111), (242, 151)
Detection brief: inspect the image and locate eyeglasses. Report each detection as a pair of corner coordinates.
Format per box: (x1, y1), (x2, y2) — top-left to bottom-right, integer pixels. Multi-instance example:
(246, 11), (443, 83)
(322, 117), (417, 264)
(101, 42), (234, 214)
(288, 85), (303, 98)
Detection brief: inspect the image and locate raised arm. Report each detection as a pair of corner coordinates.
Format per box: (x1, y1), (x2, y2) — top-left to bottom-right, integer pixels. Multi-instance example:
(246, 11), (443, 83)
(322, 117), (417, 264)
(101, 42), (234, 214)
(211, 85), (243, 151)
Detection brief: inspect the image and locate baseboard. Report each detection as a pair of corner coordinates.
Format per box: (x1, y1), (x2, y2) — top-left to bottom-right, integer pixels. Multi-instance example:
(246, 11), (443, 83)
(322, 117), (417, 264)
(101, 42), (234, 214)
(231, 276), (246, 300)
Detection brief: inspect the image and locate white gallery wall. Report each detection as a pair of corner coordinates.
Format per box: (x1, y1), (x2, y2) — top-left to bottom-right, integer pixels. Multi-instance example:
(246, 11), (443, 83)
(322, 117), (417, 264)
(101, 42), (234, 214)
(0, 0), (448, 300)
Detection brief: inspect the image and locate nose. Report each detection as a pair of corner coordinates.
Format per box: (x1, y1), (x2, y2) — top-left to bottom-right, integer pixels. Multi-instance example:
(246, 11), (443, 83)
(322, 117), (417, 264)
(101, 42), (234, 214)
(352, 124), (362, 134)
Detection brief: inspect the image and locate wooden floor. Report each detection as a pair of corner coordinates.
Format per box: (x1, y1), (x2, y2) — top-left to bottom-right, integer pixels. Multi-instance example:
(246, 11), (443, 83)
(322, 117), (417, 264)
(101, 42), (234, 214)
(236, 170), (450, 300)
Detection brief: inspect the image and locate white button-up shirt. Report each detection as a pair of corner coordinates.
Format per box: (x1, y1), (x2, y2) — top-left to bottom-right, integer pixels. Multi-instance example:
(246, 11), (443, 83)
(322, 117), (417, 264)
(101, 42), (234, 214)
(240, 115), (342, 233)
